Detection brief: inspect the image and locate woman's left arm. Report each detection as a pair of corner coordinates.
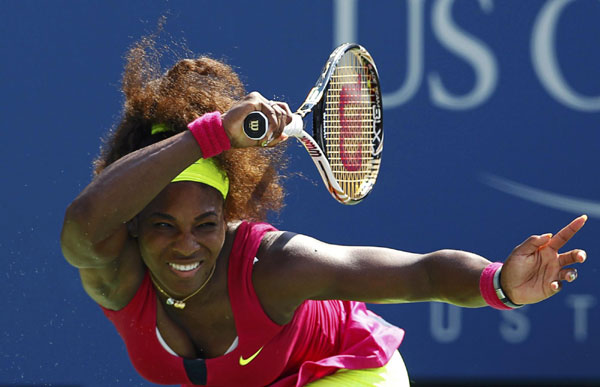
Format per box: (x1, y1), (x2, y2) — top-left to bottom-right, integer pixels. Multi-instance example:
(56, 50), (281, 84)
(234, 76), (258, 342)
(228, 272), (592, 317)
(253, 216), (587, 323)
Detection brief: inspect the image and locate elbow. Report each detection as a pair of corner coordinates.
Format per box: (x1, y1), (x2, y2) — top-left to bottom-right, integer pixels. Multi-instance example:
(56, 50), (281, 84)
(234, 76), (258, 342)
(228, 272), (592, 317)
(422, 249), (487, 306)
(60, 206), (92, 267)
(60, 199), (107, 268)
(62, 198), (95, 245)
(62, 195), (113, 245)
(61, 199), (129, 268)
(63, 197), (92, 234)
(421, 249), (457, 302)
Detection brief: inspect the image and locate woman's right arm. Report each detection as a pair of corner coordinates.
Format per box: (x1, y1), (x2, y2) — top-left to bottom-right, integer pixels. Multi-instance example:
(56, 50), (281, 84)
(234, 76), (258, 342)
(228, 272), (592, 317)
(61, 131), (202, 267)
(61, 130), (203, 309)
(61, 93), (292, 309)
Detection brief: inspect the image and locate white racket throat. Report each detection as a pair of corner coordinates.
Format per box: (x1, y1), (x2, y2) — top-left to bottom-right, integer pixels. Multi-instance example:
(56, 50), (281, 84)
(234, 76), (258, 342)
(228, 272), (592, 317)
(282, 114), (304, 137)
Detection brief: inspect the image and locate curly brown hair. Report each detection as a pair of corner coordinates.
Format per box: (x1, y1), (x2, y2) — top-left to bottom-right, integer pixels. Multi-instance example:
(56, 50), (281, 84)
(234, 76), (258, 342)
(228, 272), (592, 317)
(94, 34), (286, 222)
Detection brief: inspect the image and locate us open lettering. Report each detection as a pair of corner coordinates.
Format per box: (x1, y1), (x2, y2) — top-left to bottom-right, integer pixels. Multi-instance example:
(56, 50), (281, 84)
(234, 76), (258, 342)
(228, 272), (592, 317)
(334, 0), (600, 112)
(429, 295), (597, 343)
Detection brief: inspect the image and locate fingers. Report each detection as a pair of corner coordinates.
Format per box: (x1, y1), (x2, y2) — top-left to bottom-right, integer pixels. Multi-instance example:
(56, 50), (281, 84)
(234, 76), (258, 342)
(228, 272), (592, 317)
(552, 249), (585, 294)
(558, 267), (578, 283)
(547, 215), (588, 251)
(270, 102), (293, 143)
(550, 280), (562, 293)
(507, 216), (588, 302)
(223, 92), (293, 148)
(558, 249), (587, 267)
(512, 215), (587, 257)
(264, 102), (290, 145)
(512, 233), (553, 256)
(549, 267), (578, 294)
(247, 93), (292, 147)
(222, 92), (270, 148)
(265, 132), (289, 147)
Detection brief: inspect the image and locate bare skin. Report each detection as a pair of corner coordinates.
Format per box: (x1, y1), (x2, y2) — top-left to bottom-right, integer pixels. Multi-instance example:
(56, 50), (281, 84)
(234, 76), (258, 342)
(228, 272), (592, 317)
(61, 92), (588, 359)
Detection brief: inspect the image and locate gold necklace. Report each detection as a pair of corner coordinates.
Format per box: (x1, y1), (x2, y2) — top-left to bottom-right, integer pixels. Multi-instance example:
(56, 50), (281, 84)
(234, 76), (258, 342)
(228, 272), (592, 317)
(150, 263), (216, 309)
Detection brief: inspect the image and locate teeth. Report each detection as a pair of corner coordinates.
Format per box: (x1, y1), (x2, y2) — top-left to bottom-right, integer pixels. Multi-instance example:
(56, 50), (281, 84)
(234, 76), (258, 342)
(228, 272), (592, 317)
(169, 262), (200, 272)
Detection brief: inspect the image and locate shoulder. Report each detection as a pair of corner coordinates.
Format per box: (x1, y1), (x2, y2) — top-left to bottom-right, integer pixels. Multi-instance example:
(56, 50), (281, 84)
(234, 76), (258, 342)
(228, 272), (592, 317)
(226, 220), (243, 235)
(227, 221), (280, 252)
(251, 231), (348, 324)
(258, 230), (344, 264)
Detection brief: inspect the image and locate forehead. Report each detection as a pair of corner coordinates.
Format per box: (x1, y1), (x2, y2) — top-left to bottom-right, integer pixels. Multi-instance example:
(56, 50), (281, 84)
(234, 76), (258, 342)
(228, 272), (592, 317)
(141, 181), (224, 217)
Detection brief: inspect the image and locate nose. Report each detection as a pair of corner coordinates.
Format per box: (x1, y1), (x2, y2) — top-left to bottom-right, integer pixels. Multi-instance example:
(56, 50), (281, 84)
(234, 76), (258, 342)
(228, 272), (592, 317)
(172, 231), (200, 257)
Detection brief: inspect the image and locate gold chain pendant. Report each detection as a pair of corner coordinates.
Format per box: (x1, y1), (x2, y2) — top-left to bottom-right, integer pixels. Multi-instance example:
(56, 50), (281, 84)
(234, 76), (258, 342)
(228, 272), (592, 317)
(150, 264), (216, 311)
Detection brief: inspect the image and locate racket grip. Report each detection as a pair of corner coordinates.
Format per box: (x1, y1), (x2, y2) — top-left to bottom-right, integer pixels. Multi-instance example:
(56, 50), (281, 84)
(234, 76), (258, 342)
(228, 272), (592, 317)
(243, 111), (269, 140)
(243, 112), (303, 140)
(283, 114), (303, 137)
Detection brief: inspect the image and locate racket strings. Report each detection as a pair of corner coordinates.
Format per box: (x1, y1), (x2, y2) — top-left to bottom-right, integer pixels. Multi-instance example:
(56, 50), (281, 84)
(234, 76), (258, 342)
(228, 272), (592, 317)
(324, 50), (379, 200)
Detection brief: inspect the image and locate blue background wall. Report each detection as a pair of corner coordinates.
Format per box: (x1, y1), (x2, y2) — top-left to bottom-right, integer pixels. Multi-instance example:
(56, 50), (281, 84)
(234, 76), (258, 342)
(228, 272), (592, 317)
(1, 0), (598, 385)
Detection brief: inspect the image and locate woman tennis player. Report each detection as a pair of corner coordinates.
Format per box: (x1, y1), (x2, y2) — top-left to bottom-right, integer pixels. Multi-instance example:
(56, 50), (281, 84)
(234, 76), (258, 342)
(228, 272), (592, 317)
(61, 38), (587, 386)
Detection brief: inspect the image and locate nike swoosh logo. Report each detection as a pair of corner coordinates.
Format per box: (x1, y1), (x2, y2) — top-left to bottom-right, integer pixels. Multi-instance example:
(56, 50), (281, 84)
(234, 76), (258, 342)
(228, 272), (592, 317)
(480, 173), (600, 218)
(239, 346), (264, 366)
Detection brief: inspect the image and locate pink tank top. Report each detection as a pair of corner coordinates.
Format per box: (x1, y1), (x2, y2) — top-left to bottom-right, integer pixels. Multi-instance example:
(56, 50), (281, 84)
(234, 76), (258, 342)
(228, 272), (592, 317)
(101, 222), (404, 386)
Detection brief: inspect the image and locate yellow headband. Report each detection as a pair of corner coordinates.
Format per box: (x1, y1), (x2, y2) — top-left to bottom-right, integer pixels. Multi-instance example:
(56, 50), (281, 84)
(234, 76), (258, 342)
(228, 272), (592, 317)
(172, 158), (229, 199)
(151, 123), (171, 135)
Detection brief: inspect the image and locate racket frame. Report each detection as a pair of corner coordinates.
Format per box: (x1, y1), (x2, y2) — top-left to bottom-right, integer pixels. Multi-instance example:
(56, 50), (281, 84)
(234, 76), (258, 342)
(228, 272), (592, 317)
(292, 43), (383, 205)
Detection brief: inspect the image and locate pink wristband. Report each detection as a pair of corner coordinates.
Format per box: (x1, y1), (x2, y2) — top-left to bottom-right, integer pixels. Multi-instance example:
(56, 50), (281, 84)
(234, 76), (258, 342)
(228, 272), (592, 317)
(187, 111), (231, 158)
(479, 262), (513, 310)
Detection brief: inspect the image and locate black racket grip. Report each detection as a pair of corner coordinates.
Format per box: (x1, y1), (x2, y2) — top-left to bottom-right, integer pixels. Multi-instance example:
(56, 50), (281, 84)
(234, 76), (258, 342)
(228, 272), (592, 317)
(243, 111), (268, 140)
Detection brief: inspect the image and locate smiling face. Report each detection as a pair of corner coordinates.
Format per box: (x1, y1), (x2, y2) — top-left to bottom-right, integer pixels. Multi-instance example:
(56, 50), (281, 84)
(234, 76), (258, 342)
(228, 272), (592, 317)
(135, 181), (227, 298)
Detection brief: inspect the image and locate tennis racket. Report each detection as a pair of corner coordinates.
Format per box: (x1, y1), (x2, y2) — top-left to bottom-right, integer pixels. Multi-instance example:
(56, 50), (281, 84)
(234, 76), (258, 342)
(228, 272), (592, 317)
(243, 43), (383, 205)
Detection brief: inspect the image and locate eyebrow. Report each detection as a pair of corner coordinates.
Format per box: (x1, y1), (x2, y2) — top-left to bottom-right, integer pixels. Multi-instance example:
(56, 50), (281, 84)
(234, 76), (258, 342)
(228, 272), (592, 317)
(148, 211), (219, 221)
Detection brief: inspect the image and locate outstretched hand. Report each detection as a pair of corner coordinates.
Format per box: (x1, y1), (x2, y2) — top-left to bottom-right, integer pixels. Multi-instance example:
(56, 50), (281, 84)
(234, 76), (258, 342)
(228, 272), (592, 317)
(501, 215), (588, 305)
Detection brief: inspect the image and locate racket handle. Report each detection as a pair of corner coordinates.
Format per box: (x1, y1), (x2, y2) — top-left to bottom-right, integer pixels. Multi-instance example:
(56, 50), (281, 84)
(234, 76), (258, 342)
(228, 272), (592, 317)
(243, 111), (269, 140)
(283, 114), (303, 137)
(243, 111), (303, 140)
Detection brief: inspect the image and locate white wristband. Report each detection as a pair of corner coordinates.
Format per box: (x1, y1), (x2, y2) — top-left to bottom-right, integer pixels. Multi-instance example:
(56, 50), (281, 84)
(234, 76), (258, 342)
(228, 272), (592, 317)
(492, 265), (524, 309)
